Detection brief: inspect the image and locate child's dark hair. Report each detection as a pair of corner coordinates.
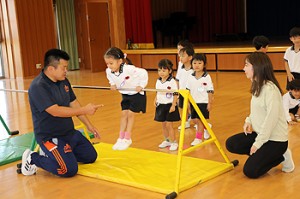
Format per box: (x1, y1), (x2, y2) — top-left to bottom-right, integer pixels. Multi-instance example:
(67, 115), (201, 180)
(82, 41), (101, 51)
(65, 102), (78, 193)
(177, 40), (194, 49)
(104, 47), (133, 65)
(289, 27), (300, 37)
(44, 48), (70, 69)
(158, 59), (173, 71)
(192, 53), (207, 71)
(252, 35), (269, 50)
(179, 47), (195, 56)
(288, 79), (300, 90)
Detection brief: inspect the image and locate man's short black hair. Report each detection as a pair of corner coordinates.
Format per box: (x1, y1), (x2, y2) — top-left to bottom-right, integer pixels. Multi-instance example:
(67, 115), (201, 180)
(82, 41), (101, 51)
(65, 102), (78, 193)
(44, 49), (70, 69)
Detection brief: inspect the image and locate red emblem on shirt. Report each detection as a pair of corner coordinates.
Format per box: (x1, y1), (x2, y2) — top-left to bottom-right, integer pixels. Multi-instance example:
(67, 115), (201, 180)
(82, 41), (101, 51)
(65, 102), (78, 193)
(64, 85), (69, 92)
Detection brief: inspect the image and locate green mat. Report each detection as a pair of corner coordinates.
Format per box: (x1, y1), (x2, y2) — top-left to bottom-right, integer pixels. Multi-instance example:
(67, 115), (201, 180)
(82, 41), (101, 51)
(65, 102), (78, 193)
(0, 130), (93, 166)
(0, 133), (35, 166)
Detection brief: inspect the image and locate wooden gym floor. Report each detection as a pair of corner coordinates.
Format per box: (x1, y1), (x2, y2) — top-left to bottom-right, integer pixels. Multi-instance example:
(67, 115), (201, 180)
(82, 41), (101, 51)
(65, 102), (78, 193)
(0, 69), (298, 199)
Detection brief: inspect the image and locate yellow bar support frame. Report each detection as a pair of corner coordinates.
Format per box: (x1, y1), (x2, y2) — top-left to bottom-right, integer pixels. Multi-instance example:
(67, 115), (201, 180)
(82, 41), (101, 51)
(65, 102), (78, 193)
(174, 89), (190, 194)
(173, 89), (232, 195)
(187, 94), (231, 164)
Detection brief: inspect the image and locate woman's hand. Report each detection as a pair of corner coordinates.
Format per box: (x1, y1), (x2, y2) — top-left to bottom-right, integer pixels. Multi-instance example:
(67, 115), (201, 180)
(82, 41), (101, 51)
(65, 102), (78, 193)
(250, 145), (257, 155)
(243, 122), (253, 135)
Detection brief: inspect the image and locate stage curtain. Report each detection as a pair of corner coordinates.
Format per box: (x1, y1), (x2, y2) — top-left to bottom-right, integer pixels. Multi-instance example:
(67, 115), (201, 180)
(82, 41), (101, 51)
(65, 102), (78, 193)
(56, 0), (79, 70)
(123, 0), (154, 49)
(187, 0), (241, 43)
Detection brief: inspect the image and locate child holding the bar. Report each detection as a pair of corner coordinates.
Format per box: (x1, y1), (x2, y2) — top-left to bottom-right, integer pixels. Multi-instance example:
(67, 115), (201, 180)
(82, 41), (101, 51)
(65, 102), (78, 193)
(186, 53), (214, 146)
(104, 47), (148, 150)
(282, 79), (300, 125)
(155, 59), (181, 151)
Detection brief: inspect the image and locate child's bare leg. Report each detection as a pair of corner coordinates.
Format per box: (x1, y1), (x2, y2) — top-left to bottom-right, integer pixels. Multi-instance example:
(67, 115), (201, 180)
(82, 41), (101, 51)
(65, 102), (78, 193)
(166, 122), (175, 142)
(120, 110), (129, 133)
(290, 113), (296, 121)
(162, 122), (169, 139)
(166, 121), (178, 151)
(124, 111), (135, 139)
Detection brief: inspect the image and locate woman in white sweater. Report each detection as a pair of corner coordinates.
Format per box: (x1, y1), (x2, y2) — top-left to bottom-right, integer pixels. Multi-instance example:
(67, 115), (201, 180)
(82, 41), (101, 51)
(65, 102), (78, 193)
(226, 52), (295, 178)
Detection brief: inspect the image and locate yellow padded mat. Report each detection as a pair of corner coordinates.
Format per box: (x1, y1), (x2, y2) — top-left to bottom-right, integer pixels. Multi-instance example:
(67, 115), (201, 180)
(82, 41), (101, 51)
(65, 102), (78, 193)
(78, 143), (233, 194)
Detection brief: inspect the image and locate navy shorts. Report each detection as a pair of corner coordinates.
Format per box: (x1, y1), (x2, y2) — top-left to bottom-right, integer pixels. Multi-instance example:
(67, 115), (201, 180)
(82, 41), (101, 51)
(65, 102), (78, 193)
(121, 93), (146, 113)
(190, 103), (209, 119)
(154, 103), (181, 122)
(289, 105), (299, 115)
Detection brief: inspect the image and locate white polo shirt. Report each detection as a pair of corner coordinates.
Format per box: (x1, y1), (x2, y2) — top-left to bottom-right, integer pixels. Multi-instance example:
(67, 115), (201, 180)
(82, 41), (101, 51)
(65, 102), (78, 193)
(186, 72), (214, 103)
(175, 64), (194, 89)
(106, 64), (148, 95)
(284, 46), (300, 73)
(282, 91), (300, 122)
(155, 75), (178, 104)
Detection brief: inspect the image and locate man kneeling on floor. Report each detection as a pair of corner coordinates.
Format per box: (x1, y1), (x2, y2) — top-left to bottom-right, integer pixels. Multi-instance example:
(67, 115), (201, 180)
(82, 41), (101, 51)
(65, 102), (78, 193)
(21, 48), (102, 177)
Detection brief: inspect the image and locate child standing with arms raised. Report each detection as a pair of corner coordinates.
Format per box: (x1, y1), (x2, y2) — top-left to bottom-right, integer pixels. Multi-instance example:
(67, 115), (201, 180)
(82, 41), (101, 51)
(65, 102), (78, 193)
(104, 47), (148, 150)
(155, 59), (181, 151)
(186, 53), (214, 146)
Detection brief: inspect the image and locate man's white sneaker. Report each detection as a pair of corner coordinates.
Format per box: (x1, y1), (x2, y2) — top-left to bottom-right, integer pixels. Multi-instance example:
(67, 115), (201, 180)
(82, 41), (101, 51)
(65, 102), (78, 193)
(158, 140), (171, 148)
(191, 138), (202, 146)
(282, 148), (295, 173)
(112, 138), (123, 150)
(21, 149), (37, 176)
(178, 121), (191, 130)
(169, 142), (178, 151)
(118, 139), (132, 150)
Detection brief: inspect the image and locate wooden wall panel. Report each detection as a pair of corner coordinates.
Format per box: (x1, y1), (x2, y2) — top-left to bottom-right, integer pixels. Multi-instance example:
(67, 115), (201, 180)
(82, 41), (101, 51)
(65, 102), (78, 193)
(127, 54), (141, 68)
(141, 54), (177, 70)
(206, 54), (216, 70)
(217, 53), (285, 71)
(267, 53), (285, 71)
(14, 0), (56, 78)
(217, 53), (247, 70)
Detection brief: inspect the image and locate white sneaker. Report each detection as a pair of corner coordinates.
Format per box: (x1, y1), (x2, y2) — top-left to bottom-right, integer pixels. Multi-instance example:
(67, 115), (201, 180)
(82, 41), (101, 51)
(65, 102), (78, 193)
(21, 149), (37, 176)
(118, 139), (132, 150)
(282, 148), (295, 173)
(112, 138), (123, 150)
(169, 142), (178, 151)
(178, 121), (191, 130)
(204, 123), (212, 140)
(159, 140), (171, 148)
(204, 130), (210, 140)
(191, 138), (202, 146)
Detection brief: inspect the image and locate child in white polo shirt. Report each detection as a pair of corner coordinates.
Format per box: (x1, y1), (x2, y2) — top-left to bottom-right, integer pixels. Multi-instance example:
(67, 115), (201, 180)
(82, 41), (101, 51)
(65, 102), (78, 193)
(283, 79), (300, 125)
(186, 53), (214, 146)
(155, 59), (181, 151)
